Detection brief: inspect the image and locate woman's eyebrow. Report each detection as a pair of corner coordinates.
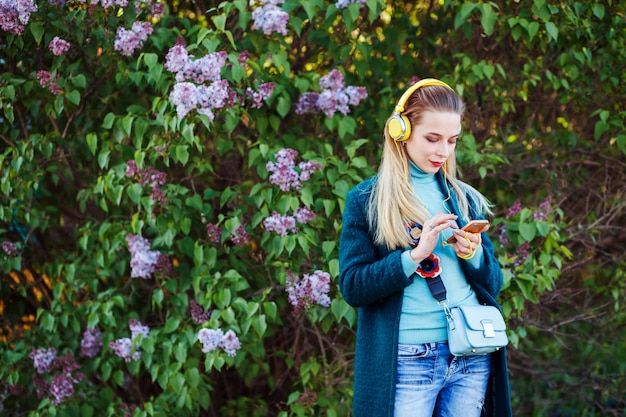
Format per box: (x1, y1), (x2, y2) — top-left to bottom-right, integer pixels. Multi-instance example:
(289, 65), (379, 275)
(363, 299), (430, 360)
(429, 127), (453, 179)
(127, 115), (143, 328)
(426, 132), (460, 138)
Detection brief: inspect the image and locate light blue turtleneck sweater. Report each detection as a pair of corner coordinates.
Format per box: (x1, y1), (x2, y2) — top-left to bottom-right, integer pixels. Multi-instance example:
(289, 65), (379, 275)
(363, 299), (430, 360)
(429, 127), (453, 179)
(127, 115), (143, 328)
(398, 162), (484, 344)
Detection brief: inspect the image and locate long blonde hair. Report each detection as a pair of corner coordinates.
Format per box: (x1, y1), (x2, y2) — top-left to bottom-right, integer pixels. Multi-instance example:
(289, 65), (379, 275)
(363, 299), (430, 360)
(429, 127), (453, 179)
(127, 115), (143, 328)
(368, 83), (493, 250)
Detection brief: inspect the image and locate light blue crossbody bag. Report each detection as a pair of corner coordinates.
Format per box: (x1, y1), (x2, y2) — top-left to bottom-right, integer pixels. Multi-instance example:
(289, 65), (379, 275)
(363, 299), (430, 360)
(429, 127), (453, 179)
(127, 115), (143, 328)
(427, 275), (509, 356)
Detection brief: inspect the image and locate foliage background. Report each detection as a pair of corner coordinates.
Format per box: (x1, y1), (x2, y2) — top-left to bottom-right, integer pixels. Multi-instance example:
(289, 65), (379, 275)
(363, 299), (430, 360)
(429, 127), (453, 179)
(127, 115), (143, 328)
(1, 0), (625, 416)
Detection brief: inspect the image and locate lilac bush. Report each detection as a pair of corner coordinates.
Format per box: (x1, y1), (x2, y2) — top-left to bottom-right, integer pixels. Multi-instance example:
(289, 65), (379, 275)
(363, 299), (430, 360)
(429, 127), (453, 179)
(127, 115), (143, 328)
(198, 328), (241, 357)
(48, 36), (70, 56)
(0, 0), (578, 415)
(0, 0), (37, 34)
(126, 234), (161, 279)
(266, 148), (323, 192)
(250, 0), (289, 35)
(296, 69), (368, 118)
(114, 21), (154, 56)
(285, 270), (331, 313)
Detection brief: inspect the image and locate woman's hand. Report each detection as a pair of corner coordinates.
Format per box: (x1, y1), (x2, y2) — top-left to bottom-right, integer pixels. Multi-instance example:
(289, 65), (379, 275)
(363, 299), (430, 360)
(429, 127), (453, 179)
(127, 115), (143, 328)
(450, 225), (488, 258)
(409, 212), (458, 264)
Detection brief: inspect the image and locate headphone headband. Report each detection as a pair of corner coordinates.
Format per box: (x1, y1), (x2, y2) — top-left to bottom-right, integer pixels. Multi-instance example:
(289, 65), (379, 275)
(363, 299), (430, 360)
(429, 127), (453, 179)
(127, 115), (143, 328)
(394, 78), (454, 113)
(386, 78), (454, 142)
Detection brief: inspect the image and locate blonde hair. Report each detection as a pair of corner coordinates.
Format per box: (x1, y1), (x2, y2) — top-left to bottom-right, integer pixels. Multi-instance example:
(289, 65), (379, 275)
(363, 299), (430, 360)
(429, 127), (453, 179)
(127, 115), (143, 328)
(368, 83), (493, 250)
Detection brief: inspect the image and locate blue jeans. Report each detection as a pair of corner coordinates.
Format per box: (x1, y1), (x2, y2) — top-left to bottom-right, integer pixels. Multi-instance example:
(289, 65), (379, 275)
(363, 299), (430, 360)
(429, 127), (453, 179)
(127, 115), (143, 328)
(394, 342), (491, 417)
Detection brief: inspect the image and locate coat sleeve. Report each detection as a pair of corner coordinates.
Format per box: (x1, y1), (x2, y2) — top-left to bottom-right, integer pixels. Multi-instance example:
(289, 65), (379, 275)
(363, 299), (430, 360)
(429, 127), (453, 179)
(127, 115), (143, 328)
(338, 184), (413, 307)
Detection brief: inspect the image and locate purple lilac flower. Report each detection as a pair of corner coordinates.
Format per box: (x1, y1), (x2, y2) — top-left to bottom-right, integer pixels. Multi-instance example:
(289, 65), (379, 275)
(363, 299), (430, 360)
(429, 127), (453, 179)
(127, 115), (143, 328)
(169, 82), (198, 118)
(206, 223), (222, 244)
(295, 92), (319, 114)
(498, 224), (510, 245)
(264, 212), (298, 236)
(345, 85), (368, 105)
(2, 241), (18, 257)
(266, 148), (323, 191)
(285, 270), (331, 313)
(30, 348), (57, 374)
(507, 200), (522, 218)
(251, 0), (289, 36)
(114, 21), (153, 56)
(335, 0), (367, 9)
(126, 234), (160, 279)
(298, 160), (323, 181)
(110, 319), (150, 362)
(295, 69), (367, 118)
(319, 69), (345, 90)
(532, 195), (552, 221)
(48, 36), (70, 56)
(246, 82), (275, 108)
(221, 330), (241, 357)
(154, 254), (172, 277)
(109, 338), (137, 362)
(0, 0), (37, 34)
(134, 0), (164, 18)
(49, 374), (75, 405)
(198, 328), (223, 353)
(176, 51), (227, 84)
(238, 50), (250, 66)
(125, 160), (138, 177)
(231, 225), (250, 247)
(31, 351), (83, 405)
(266, 148), (302, 191)
(294, 207), (316, 224)
(125, 161), (167, 204)
(36, 70), (61, 95)
(129, 318), (150, 341)
(264, 205), (317, 236)
(80, 327), (103, 358)
(80, 0), (129, 7)
(513, 242), (530, 267)
(190, 299), (211, 324)
(197, 328), (241, 357)
(164, 43), (189, 73)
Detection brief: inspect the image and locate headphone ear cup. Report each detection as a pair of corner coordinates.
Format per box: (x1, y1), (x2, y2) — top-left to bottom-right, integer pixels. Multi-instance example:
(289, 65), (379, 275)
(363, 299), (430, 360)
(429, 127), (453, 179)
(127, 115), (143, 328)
(386, 112), (412, 141)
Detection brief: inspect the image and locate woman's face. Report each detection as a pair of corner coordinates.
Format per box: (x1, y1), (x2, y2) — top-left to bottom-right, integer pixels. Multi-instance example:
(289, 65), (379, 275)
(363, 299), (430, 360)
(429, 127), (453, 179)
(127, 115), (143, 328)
(404, 111), (461, 174)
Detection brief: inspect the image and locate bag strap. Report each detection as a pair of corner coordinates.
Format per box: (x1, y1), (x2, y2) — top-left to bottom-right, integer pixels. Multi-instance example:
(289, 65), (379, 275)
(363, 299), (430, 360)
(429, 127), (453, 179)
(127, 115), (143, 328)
(426, 275), (447, 303)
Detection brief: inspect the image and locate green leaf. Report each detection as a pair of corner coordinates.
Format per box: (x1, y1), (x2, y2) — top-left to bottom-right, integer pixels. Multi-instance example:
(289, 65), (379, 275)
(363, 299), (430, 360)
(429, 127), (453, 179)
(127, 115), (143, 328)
(72, 74), (87, 88)
(127, 183), (143, 204)
(454, 3), (477, 29)
(103, 113), (115, 129)
(143, 53), (158, 69)
(86, 133), (98, 155)
(30, 21), (45, 44)
(519, 222), (537, 242)
(479, 3), (497, 36)
(545, 22), (558, 42)
(163, 318), (180, 334)
(175, 145), (190, 165)
(66, 90), (81, 105)
(527, 21), (539, 41)
(277, 96), (291, 118)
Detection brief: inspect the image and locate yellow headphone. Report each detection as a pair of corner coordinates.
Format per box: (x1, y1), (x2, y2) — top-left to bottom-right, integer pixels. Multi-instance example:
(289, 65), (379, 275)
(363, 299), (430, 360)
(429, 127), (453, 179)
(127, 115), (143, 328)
(385, 78), (454, 142)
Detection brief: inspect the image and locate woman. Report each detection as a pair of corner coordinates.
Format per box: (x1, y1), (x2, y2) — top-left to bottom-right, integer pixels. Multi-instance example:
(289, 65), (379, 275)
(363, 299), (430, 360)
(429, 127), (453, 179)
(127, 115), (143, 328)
(338, 78), (512, 417)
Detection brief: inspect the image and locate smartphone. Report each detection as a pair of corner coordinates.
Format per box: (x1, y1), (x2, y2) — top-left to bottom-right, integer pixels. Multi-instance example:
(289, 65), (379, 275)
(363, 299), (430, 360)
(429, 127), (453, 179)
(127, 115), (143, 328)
(446, 220), (490, 243)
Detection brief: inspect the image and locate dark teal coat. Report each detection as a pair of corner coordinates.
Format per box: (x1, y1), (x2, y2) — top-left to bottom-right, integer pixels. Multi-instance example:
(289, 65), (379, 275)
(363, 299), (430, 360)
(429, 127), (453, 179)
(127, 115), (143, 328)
(338, 174), (512, 417)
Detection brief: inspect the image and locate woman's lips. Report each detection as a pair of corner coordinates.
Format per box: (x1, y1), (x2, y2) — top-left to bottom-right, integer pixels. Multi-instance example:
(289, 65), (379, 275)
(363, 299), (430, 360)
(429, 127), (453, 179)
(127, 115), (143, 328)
(431, 161), (444, 168)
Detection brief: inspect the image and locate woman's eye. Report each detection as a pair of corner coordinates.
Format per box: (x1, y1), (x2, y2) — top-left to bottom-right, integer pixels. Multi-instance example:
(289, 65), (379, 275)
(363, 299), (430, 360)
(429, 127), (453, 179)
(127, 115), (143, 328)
(426, 137), (437, 143)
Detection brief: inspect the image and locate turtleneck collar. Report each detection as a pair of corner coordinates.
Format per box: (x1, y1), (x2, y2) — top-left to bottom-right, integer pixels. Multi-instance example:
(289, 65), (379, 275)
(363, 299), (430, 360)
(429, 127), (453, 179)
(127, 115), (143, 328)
(409, 160), (437, 184)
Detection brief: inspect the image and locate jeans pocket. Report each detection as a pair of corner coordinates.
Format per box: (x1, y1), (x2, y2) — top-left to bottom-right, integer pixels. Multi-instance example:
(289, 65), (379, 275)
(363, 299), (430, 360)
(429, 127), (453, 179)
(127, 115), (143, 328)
(462, 353), (492, 374)
(396, 344), (436, 385)
(397, 344), (429, 361)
